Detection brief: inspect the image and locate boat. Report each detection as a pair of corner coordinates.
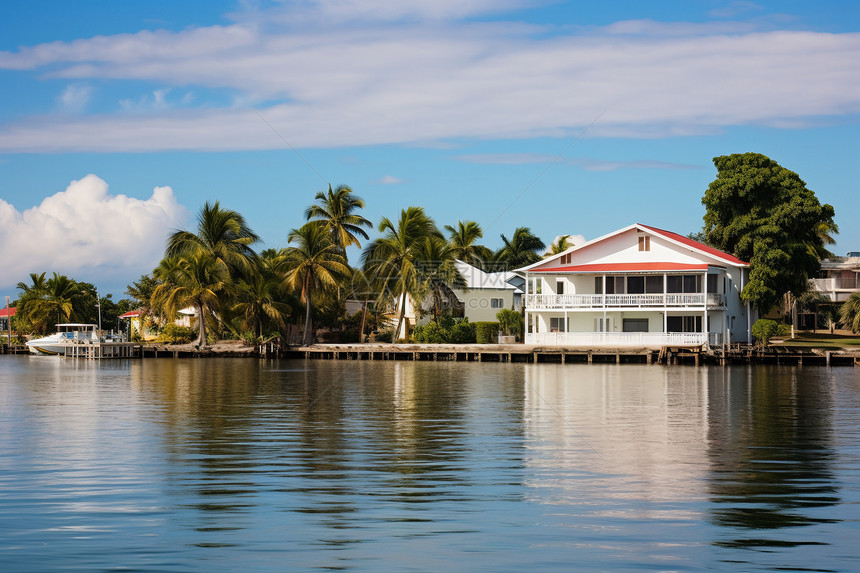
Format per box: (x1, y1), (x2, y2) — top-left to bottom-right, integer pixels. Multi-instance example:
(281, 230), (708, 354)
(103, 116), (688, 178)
(26, 323), (99, 355)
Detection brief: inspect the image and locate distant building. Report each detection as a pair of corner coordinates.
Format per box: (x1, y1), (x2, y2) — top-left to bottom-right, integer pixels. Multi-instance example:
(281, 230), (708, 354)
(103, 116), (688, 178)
(812, 253), (860, 303)
(518, 223), (755, 348)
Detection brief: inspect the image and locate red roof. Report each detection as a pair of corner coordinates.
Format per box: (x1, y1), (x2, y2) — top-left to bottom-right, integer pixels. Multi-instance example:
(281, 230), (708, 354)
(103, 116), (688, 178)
(119, 310), (141, 318)
(638, 224), (748, 265)
(0, 307), (15, 318)
(532, 262), (708, 273)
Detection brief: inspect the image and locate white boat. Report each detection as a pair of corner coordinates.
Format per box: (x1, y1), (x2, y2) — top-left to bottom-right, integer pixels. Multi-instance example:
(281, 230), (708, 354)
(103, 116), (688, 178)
(26, 323), (99, 355)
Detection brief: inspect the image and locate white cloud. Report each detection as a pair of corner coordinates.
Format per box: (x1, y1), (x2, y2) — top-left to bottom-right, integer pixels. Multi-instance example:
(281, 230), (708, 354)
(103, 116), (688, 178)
(0, 175), (189, 290)
(1, 4), (859, 152)
(374, 175), (405, 184)
(58, 83), (92, 113)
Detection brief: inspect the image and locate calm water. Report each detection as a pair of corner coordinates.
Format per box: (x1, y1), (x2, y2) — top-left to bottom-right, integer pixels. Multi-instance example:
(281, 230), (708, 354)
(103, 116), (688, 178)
(1, 357), (859, 572)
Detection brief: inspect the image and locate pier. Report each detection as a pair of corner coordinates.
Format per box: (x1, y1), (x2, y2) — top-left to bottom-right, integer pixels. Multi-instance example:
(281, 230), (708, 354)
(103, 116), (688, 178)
(286, 343), (859, 366)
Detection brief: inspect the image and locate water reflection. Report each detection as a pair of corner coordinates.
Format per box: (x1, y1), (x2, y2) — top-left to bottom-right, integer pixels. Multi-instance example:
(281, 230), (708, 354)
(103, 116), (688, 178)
(1, 357), (857, 572)
(707, 367), (840, 552)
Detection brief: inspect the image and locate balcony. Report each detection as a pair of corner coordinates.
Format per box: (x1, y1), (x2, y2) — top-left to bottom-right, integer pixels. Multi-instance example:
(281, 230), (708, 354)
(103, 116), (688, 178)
(526, 293), (726, 310)
(525, 331), (720, 348)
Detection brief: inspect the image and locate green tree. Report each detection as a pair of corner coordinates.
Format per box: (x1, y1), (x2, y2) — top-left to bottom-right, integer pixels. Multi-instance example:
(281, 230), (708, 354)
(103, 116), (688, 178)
(547, 234), (574, 256)
(232, 266), (291, 340)
(167, 201), (260, 278)
(416, 235), (467, 322)
(361, 206), (441, 340)
(840, 292), (860, 333)
(444, 220), (493, 267)
(702, 153), (836, 313)
(152, 253), (227, 347)
(283, 222), (350, 346)
(496, 227), (546, 269)
(304, 184), (371, 261)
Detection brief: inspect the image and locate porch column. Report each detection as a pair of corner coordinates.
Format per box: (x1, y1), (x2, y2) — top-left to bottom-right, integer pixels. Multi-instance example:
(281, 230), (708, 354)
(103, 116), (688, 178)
(703, 271), (708, 341)
(602, 275), (607, 333)
(663, 273), (668, 333)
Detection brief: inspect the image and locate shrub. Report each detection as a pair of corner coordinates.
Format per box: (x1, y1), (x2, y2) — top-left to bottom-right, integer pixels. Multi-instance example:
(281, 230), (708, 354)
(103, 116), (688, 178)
(156, 323), (195, 344)
(751, 319), (781, 347)
(412, 317), (476, 344)
(449, 319), (476, 344)
(374, 329), (393, 343)
(496, 309), (523, 339)
(474, 321), (500, 344)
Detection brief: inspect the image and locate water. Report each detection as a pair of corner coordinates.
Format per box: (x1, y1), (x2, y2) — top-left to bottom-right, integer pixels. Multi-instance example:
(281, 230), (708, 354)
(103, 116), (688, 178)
(1, 357), (858, 572)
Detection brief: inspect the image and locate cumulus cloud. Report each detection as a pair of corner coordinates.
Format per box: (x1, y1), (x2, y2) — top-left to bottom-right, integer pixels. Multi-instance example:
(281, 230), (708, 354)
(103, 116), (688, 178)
(0, 3), (859, 152)
(0, 175), (189, 290)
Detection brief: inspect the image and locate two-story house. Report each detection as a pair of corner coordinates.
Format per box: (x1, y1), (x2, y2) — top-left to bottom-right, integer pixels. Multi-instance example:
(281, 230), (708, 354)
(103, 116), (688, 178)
(518, 223), (755, 348)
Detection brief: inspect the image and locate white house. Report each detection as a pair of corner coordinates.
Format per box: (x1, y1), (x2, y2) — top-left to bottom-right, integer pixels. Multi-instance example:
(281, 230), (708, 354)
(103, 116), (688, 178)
(519, 223), (755, 348)
(451, 260), (522, 322)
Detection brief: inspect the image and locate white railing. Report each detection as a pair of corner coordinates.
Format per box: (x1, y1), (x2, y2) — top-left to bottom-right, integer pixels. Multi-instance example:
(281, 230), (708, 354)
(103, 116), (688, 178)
(526, 293), (725, 310)
(526, 331), (716, 347)
(812, 277), (859, 292)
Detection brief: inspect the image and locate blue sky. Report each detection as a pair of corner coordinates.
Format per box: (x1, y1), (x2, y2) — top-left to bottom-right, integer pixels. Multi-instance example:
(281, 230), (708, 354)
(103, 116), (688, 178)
(1, 0), (859, 297)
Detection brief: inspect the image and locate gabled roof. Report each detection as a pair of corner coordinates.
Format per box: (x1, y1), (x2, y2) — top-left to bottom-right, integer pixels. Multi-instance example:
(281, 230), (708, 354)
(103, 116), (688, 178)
(638, 224), (747, 266)
(119, 310), (141, 319)
(455, 260), (520, 291)
(0, 307), (15, 318)
(518, 223), (748, 273)
(533, 263), (707, 273)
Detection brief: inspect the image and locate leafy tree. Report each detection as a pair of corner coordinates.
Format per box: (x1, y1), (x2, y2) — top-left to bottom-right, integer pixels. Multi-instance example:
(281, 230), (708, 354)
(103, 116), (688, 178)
(444, 220), (493, 267)
(751, 319), (781, 347)
(283, 222), (350, 346)
(304, 184), (371, 261)
(840, 293), (860, 333)
(232, 268), (291, 340)
(496, 308), (523, 339)
(152, 253), (227, 347)
(416, 235), (466, 322)
(496, 227), (546, 269)
(547, 234), (574, 256)
(167, 201), (260, 279)
(361, 206), (441, 340)
(702, 153), (836, 313)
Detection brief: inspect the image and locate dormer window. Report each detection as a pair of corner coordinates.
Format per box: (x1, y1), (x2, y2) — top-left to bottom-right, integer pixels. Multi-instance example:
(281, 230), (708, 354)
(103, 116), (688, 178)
(638, 236), (650, 251)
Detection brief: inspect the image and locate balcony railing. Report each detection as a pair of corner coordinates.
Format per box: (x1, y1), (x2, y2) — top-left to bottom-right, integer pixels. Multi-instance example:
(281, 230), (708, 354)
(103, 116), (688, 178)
(525, 331), (719, 347)
(812, 277), (859, 292)
(526, 293), (726, 310)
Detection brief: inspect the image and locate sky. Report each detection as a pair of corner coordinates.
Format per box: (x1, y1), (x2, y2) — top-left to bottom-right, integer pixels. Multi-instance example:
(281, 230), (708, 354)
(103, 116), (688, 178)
(1, 0), (859, 298)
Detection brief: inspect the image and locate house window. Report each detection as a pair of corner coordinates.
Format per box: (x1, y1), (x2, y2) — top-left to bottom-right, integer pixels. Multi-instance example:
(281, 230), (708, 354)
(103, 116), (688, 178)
(550, 317), (568, 332)
(667, 316), (702, 332)
(594, 318), (605, 332)
(622, 318), (649, 332)
(667, 275), (702, 293)
(645, 276), (663, 293)
(490, 298), (504, 308)
(638, 236), (650, 251)
(595, 277), (603, 294)
(627, 276), (645, 294)
(707, 274), (718, 293)
(556, 280), (565, 295)
(606, 276), (624, 294)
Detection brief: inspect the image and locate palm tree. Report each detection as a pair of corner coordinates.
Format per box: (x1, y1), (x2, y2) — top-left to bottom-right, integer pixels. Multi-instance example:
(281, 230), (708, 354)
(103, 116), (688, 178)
(233, 269), (291, 341)
(167, 201), (260, 278)
(547, 234), (574, 256)
(496, 227), (546, 269)
(444, 220), (493, 267)
(840, 292), (860, 333)
(151, 253), (227, 347)
(305, 184), (372, 261)
(808, 220), (840, 260)
(283, 222), (350, 346)
(416, 235), (467, 322)
(361, 206), (440, 340)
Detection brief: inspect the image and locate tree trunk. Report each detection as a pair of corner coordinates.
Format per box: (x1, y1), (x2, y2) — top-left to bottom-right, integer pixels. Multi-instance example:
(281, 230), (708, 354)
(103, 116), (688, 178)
(359, 299), (368, 343)
(197, 303), (206, 347)
(395, 290), (407, 341)
(303, 275), (313, 346)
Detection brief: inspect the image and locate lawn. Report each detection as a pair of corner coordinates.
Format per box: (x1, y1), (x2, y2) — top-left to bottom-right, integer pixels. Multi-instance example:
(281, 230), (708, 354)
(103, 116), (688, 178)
(773, 331), (860, 349)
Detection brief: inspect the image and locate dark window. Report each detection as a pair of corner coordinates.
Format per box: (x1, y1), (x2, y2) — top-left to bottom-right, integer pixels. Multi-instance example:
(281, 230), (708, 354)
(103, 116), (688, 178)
(667, 316), (702, 332)
(627, 276), (645, 294)
(622, 318), (649, 332)
(556, 280), (564, 295)
(707, 274), (718, 293)
(645, 276), (663, 293)
(667, 276), (683, 293)
(595, 277), (603, 294)
(683, 275), (700, 293)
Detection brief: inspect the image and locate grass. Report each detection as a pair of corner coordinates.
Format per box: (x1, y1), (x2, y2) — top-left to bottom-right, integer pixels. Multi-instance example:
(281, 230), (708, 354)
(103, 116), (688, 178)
(773, 331), (860, 349)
